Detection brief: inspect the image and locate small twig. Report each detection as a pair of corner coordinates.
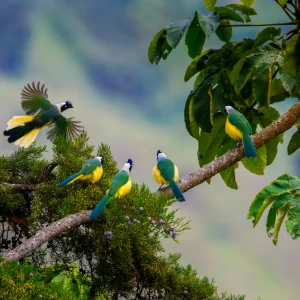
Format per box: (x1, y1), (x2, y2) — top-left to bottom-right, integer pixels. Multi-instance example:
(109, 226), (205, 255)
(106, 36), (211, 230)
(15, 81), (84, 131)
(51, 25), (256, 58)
(219, 21), (299, 27)
(275, 0), (295, 20)
(278, 28), (297, 39)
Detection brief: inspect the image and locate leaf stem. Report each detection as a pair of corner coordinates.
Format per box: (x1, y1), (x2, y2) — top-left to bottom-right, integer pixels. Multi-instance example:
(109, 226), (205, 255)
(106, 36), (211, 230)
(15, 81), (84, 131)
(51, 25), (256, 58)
(219, 21), (299, 27)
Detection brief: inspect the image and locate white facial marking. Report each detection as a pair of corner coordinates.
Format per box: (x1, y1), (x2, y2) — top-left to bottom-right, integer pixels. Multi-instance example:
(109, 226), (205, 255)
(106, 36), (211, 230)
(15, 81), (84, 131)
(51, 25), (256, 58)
(224, 105), (233, 113)
(122, 162), (131, 173)
(158, 152), (167, 160)
(95, 156), (103, 162)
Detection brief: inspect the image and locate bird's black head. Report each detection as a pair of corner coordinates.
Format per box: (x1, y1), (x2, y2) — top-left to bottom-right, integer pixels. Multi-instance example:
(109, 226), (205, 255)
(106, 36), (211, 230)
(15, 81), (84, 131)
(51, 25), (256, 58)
(127, 158), (133, 171)
(61, 101), (74, 112)
(157, 149), (161, 156)
(100, 155), (104, 164)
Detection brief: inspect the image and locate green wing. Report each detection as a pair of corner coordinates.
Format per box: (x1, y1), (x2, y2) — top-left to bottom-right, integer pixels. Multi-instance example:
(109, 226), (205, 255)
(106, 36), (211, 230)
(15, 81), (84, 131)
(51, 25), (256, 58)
(21, 82), (52, 115)
(46, 116), (83, 141)
(81, 159), (101, 175)
(108, 171), (129, 197)
(157, 158), (175, 181)
(228, 110), (252, 135)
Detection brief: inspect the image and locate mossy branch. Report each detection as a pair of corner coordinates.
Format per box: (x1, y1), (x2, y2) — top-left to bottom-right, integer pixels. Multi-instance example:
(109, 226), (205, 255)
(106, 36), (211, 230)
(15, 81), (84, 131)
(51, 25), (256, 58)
(4, 100), (300, 262)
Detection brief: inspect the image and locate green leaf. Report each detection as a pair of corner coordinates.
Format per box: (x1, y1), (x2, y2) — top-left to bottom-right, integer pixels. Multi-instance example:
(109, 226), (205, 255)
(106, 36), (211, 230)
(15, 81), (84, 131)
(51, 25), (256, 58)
(280, 67), (300, 98)
(253, 62), (272, 107)
(215, 19), (232, 42)
(225, 4), (257, 22)
(287, 129), (300, 155)
(214, 7), (245, 23)
(204, 0), (217, 11)
(185, 12), (206, 58)
(270, 78), (289, 104)
(248, 174), (300, 227)
(197, 10), (220, 38)
(254, 27), (281, 48)
(278, 0), (288, 6)
(198, 112), (227, 167)
(166, 19), (192, 49)
(256, 106), (282, 165)
(217, 138), (239, 189)
(286, 195), (300, 239)
(184, 49), (215, 82)
(240, 0), (256, 6)
(184, 95), (200, 140)
(241, 145), (267, 175)
(148, 28), (172, 64)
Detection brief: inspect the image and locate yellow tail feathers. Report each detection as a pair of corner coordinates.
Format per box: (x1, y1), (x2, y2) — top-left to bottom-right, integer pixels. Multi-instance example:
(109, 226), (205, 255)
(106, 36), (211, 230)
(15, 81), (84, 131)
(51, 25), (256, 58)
(67, 174), (84, 185)
(14, 128), (41, 148)
(6, 115), (35, 130)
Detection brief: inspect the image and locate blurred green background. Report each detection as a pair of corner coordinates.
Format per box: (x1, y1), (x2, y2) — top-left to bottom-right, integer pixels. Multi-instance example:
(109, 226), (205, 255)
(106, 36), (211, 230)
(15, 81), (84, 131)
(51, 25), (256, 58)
(0, 0), (299, 299)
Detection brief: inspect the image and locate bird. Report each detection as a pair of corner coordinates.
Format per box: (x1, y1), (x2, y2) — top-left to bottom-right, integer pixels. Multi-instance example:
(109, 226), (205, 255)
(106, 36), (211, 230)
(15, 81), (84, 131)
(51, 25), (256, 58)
(223, 105), (256, 158)
(58, 155), (104, 187)
(152, 150), (185, 202)
(90, 158), (134, 219)
(3, 81), (83, 148)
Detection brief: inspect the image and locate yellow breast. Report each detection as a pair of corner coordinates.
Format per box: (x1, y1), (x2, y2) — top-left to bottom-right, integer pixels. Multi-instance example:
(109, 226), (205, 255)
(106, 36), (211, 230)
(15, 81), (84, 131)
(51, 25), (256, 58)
(225, 118), (243, 140)
(152, 164), (179, 184)
(115, 178), (132, 198)
(80, 166), (103, 184)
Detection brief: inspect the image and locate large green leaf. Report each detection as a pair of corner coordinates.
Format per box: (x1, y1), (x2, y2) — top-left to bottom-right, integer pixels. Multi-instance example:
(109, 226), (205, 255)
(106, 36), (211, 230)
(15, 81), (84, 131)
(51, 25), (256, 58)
(214, 7), (245, 23)
(217, 138), (239, 189)
(257, 107), (283, 165)
(241, 145), (267, 175)
(253, 62), (272, 107)
(254, 27), (281, 48)
(270, 78), (289, 104)
(184, 95), (200, 140)
(204, 0), (217, 11)
(166, 19), (192, 49)
(215, 19), (232, 42)
(286, 194), (300, 239)
(225, 4), (257, 23)
(240, 0), (256, 6)
(185, 12), (206, 58)
(248, 174), (300, 244)
(148, 29), (172, 64)
(197, 10), (220, 38)
(287, 129), (300, 155)
(280, 66), (300, 98)
(184, 49), (216, 82)
(198, 112), (227, 167)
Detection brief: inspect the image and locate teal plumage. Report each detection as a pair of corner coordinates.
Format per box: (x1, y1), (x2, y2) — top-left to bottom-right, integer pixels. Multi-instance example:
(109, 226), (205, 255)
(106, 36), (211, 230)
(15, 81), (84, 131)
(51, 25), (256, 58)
(58, 156), (104, 187)
(90, 159), (133, 219)
(152, 150), (185, 202)
(3, 82), (83, 148)
(224, 105), (256, 158)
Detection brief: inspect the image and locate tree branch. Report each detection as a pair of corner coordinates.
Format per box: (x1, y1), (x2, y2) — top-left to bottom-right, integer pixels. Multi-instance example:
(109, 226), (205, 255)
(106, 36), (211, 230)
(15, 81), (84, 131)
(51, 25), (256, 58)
(1, 183), (36, 192)
(4, 101), (300, 261)
(219, 21), (299, 27)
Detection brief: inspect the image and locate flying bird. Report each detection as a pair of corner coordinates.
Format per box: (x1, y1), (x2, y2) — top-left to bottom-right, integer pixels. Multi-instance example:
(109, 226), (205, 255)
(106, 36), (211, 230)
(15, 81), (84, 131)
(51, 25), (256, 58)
(58, 155), (104, 187)
(3, 81), (83, 148)
(152, 150), (185, 202)
(224, 105), (256, 158)
(90, 159), (133, 219)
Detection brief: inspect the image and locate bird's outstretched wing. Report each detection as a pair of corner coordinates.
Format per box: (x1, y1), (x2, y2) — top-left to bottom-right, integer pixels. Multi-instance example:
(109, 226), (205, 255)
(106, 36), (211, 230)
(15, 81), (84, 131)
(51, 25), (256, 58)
(46, 116), (83, 141)
(157, 158), (175, 181)
(21, 82), (52, 115)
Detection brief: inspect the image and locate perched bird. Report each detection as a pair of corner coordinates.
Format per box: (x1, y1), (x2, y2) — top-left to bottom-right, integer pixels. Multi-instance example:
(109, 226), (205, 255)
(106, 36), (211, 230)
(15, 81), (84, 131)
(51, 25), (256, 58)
(152, 150), (185, 202)
(90, 159), (133, 219)
(224, 105), (256, 158)
(3, 81), (83, 148)
(58, 155), (104, 187)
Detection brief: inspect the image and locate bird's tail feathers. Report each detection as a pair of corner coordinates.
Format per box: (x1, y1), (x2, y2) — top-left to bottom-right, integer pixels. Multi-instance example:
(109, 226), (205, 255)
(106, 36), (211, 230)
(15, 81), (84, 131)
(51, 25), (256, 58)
(5, 115), (35, 130)
(58, 172), (83, 187)
(4, 118), (40, 148)
(243, 134), (256, 158)
(90, 195), (110, 219)
(169, 180), (185, 202)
